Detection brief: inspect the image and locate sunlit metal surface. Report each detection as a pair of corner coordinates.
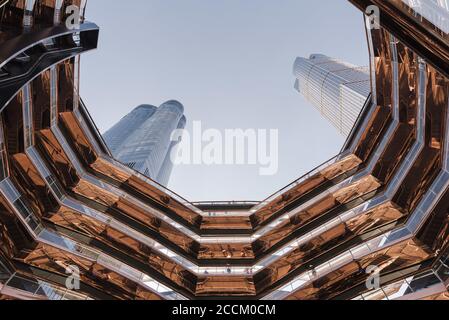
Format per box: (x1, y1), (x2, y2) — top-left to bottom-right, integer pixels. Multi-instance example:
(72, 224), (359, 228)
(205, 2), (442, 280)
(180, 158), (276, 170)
(0, 0), (448, 299)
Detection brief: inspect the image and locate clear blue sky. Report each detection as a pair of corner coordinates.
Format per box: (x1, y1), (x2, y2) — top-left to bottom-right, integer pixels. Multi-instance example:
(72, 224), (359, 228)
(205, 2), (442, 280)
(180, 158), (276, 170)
(80, 0), (368, 201)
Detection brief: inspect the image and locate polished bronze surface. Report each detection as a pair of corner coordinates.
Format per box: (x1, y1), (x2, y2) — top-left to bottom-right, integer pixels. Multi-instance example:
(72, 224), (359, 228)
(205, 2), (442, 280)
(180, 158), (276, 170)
(0, 0), (448, 300)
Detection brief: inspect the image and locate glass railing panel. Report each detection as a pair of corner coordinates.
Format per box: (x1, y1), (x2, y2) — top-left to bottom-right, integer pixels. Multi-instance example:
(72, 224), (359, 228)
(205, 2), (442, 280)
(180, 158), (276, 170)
(408, 271), (441, 292)
(6, 275), (41, 294)
(382, 279), (413, 300)
(362, 288), (387, 300)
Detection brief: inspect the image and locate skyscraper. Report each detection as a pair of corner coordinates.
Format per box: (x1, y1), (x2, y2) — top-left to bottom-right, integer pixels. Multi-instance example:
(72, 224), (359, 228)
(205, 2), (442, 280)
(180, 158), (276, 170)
(156, 115), (187, 186)
(103, 104), (157, 154)
(1, 0), (449, 301)
(103, 101), (186, 186)
(293, 54), (371, 136)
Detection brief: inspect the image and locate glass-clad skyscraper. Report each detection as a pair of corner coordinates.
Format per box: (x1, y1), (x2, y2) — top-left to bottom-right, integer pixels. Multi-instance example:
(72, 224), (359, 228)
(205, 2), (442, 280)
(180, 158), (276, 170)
(103, 105), (157, 154)
(293, 54), (371, 136)
(2, 0), (449, 302)
(156, 115), (187, 186)
(103, 101), (186, 186)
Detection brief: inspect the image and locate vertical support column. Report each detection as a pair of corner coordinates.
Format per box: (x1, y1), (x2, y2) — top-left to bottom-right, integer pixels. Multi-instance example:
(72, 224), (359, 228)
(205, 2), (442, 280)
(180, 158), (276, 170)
(443, 86), (449, 172)
(22, 84), (34, 150)
(50, 66), (59, 127)
(390, 34), (400, 121)
(72, 0), (87, 46)
(71, 0), (88, 108)
(0, 116), (9, 181)
(54, 0), (64, 25)
(73, 56), (80, 111)
(23, 0), (36, 29)
(417, 58), (427, 145)
(365, 14), (379, 107)
(80, 0), (87, 22)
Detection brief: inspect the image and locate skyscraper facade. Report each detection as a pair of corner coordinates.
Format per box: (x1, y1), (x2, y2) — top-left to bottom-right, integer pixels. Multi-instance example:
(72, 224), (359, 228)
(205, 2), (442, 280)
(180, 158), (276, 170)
(156, 115), (187, 186)
(293, 54), (371, 136)
(103, 104), (157, 154)
(0, 0), (449, 301)
(103, 101), (186, 186)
